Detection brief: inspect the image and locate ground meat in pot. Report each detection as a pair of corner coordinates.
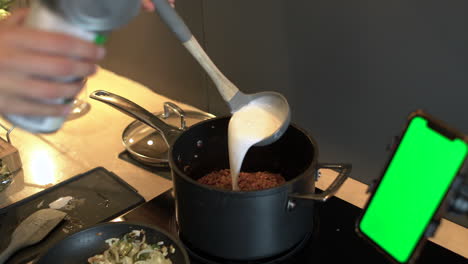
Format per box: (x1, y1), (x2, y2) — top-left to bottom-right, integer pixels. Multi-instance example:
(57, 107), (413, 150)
(197, 169), (286, 191)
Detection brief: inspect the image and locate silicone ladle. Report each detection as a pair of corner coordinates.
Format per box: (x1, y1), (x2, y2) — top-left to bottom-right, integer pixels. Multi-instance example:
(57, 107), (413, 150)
(151, 0), (290, 145)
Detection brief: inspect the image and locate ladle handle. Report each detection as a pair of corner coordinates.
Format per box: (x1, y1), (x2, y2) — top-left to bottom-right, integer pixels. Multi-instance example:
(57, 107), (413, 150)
(0, 243), (18, 264)
(90, 90), (181, 146)
(151, 0), (192, 42)
(152, 0), (240, 105)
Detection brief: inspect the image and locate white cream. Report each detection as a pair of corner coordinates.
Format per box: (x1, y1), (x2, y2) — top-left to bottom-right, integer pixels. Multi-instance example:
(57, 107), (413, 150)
(228, 102), (281, 190)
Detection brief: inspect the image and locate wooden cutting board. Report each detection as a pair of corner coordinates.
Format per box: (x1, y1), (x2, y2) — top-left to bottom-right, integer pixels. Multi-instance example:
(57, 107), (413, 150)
(0, 137), (22, 174)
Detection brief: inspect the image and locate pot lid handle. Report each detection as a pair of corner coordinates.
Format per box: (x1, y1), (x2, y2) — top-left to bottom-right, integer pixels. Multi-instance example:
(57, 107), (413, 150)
(163, 102), (186, 130)
(289, 163), (352, 202)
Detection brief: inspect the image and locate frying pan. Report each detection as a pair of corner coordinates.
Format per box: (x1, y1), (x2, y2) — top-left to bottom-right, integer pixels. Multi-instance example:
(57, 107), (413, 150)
(36, 222), (190, 263)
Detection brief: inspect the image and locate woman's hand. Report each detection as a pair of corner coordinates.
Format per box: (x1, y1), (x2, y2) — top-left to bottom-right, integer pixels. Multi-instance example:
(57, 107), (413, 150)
(0, 9), (105, 116)
(141, 0), (176, 12)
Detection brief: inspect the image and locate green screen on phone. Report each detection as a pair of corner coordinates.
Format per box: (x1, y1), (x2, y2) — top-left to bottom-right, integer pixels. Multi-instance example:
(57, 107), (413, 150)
(359, 116), (467, 263)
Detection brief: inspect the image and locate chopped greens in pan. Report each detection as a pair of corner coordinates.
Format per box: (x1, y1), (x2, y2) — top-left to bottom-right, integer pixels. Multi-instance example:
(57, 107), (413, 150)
(88, 230), (175, 264)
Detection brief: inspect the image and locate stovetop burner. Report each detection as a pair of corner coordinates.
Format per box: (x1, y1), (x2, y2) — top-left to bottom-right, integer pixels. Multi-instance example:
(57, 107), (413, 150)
(119, 190), (466, 264)
(181, 233), (313, 264)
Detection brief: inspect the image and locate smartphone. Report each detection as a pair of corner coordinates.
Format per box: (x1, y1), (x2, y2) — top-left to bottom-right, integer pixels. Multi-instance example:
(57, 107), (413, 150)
(356, 110), (468, 264)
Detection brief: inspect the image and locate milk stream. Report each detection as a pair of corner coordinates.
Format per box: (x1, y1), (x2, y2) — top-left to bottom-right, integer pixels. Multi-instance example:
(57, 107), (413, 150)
(228, 102), (281, 190)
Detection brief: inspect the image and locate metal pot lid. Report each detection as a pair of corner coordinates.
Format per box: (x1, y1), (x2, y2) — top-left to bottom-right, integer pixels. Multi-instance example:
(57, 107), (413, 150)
(123, 102), (215, 166)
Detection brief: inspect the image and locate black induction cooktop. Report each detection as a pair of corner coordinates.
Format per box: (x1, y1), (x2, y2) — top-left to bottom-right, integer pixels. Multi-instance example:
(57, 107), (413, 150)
(118, 189), (466, 264)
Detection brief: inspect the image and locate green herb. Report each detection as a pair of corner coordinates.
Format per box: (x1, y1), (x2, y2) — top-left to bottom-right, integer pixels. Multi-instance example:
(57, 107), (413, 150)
(0, 0), (13, 20)
(0, 0), (14, 10)
(119, 242), (133, 256)
(136, 252), (150, 261)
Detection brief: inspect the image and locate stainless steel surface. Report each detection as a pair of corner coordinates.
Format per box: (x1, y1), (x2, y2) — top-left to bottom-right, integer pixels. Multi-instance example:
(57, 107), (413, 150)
(289, 163), (352, 202)
(163, 102), (187, 129)
(0, 123), (15, 144)
(90, 90), (182, 146)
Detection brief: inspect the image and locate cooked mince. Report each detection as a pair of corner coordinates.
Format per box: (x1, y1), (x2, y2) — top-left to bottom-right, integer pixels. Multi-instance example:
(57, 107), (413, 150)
(197, 169), (285, 191)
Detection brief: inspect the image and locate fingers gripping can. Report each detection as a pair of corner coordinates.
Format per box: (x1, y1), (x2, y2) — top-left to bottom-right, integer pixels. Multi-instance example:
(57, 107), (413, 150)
(4, 0), (141, 133)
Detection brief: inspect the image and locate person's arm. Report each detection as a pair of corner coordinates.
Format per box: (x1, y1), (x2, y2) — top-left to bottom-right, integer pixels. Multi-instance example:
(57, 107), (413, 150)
(0, 9), (104, 116)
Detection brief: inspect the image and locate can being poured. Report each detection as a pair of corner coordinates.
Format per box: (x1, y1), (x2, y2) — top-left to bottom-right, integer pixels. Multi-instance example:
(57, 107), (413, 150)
(4, 0), (141, 133)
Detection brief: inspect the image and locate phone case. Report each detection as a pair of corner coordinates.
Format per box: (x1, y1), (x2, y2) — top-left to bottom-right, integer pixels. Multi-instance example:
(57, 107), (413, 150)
(355, 109), (468, 264)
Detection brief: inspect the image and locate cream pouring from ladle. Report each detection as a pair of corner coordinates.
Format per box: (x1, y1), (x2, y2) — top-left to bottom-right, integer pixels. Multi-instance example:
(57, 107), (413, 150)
(151, 0), (290, 146)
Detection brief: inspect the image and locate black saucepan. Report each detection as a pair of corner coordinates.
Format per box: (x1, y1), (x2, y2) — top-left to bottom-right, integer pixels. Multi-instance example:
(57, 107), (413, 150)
(36, 222), (190, 264)
(90, 90), (352, 261)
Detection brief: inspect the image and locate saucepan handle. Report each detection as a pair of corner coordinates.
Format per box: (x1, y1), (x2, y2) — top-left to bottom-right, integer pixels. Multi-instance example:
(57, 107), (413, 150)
(90, 90), (182, 146)
(289, 163), (352, 202)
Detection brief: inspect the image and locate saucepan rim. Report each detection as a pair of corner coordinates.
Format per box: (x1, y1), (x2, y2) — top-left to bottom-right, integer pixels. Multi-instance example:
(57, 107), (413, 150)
(168, 116), (319, 197)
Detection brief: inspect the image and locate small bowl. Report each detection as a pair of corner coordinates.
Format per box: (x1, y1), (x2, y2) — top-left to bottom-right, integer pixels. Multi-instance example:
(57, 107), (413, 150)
(36, 222), (190, 264)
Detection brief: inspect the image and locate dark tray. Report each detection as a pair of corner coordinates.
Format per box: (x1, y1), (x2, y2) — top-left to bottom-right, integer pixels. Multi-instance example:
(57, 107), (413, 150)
(118, 150), (172, 180)
(0, 167), (145, 264)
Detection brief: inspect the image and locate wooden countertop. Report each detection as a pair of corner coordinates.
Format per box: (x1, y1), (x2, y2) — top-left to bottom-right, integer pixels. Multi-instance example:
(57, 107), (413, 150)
(0, 67), (466, 259)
